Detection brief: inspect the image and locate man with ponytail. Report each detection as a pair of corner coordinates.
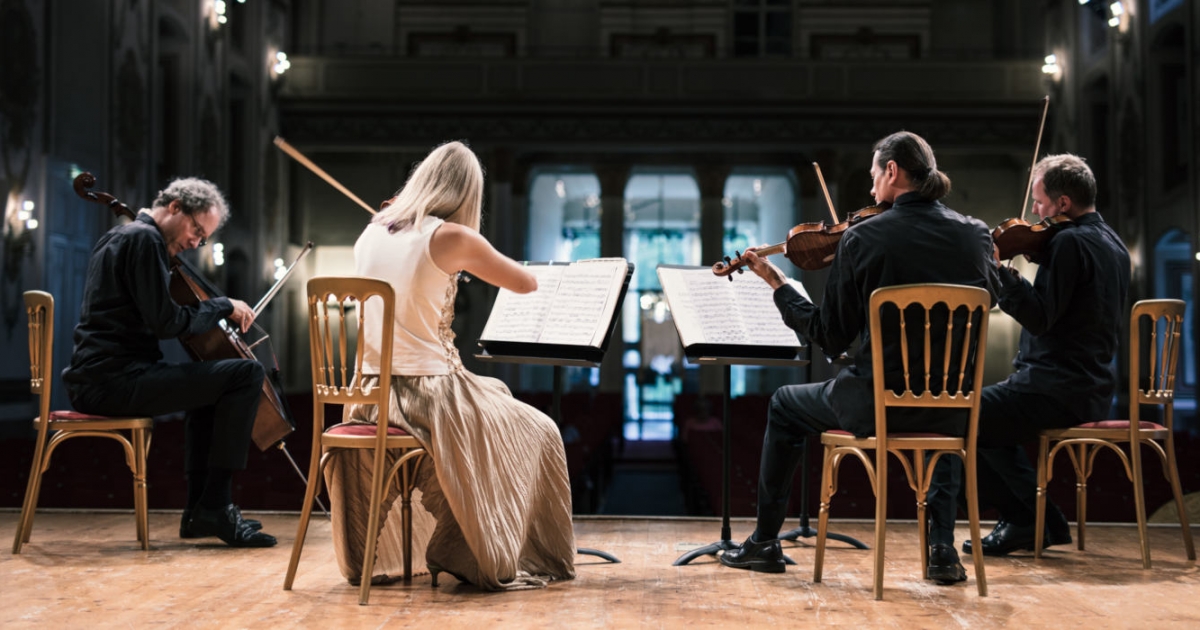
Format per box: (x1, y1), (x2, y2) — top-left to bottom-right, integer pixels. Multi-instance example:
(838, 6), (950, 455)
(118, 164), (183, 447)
(722, 131), (997, 584)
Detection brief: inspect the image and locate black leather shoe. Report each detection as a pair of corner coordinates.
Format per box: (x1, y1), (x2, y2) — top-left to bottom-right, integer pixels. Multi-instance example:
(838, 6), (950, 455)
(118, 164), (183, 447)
(718, 536), (786, 573)
(187, 504), (277, 548)
(180, 508), (262, 539)
(926, 544), (967, 584)
(962, 518), (1072, 556)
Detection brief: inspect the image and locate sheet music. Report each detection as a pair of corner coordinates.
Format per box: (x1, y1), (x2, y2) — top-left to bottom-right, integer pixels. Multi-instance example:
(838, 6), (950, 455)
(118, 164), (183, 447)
(657, 266), (804, 349)
(539, 261), (626, 346)
(478, 265), (566, 342)
(479, 259), (630, 347)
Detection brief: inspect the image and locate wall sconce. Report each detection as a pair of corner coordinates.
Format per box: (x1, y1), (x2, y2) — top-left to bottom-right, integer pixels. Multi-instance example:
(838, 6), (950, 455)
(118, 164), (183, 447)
(212, 242), (225, 266)
(273, 257), (286, 280)
(272, 51), (291, 78)
(1108, 1), (1124, 28)
(1042, 54), (1062, 78)
(3, 195), (39, 282)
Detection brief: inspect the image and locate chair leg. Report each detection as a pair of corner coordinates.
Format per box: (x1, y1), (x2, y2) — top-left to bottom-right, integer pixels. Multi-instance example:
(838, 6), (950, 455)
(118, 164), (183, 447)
(401, 455), (414, 581)
(912, 449), (927, 575)
(1164, 434), (1196, 560)
(284, 447), (327, 591)
(12, 436), (48, 554)
(963, 451), (987, 596)
(813, 444), (836, 583)
(1069, 444), (1088, 551)
(133, 428), (150, 550)
(1130, 439), (1152, 569)
(17, 434), (53, 549)
(873, 449), (888, 601)
(1034, 435), (1049, 560)
(358, 446), (392, 605)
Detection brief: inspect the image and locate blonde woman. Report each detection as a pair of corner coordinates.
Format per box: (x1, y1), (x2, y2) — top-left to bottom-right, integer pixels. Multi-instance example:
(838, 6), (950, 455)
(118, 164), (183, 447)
(324, 141), (576, 591)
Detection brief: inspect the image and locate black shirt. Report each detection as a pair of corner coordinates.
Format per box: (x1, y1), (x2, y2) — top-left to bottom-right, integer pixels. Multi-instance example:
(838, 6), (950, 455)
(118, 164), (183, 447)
(995, 211), (1130, 423)
(62, 212), (231, 389)
(771, 191), (998, 435)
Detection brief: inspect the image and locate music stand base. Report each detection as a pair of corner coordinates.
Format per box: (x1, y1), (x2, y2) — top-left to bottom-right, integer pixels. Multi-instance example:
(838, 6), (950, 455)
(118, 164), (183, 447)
(779, 525), (869, 549)
(577, 547), (621, 563)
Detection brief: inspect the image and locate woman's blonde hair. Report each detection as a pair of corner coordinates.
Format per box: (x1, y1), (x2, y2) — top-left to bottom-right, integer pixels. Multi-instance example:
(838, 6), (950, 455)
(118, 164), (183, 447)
(375, 140), (483, 232)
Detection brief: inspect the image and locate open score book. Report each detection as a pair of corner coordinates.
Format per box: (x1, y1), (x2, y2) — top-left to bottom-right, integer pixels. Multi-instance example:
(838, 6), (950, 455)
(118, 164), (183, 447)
(656, 265), (807, 360)
(477, 258), (633, 362)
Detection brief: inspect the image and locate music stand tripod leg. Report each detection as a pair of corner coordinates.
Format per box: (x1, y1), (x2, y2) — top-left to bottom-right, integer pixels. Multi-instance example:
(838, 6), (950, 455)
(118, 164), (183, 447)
(553, 365), (622, 564)
(778, 436), (869, 549)
(673, 364), (796, 566)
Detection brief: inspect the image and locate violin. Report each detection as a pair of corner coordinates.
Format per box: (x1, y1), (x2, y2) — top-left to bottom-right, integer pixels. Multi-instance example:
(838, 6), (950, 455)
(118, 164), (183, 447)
(991, 96), (1069, 263)
(713, 163), (889, 278)
(712, 203), (888, 277)
(992, 214), (1072, 262)
(73, 172), (303, 451)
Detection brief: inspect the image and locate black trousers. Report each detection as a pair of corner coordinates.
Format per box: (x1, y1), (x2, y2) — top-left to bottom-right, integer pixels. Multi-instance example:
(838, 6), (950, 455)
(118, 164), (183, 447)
(928, 382), (1081, 543)
(66, 359), (265, 473)
(755, 381), (840, 540)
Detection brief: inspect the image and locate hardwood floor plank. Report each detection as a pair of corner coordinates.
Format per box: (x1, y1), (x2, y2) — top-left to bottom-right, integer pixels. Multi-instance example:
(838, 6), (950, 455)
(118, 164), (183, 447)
(1, 512), (1197, 628)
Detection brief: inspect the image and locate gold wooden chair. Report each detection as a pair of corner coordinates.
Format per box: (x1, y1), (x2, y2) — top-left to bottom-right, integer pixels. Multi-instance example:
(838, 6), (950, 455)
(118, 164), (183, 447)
(13, 290), (153, 554)
(1034, 299), (1195, 568)
(813, 284), (991, 600)
(284, 277), (427, 605)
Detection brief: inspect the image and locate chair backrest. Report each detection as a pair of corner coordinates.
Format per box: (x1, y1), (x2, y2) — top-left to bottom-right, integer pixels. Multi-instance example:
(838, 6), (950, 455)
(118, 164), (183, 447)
(867, 283), (992, 440)
(24, 290), (55, 426)
(306, 277), (396, 430)
(1129, 299), (1185, 426)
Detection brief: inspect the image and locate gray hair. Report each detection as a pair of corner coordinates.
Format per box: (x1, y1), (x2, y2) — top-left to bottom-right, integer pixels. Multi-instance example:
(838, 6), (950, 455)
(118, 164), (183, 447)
(1034, 154), (1096, 209)
(152, 177), (230, 228)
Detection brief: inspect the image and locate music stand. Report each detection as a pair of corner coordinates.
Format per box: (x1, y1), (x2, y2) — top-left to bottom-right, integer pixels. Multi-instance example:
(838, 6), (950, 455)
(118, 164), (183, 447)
(672, 354), (807, 566)
(475, 352), (621, 564)
(778, 356), (869, 549)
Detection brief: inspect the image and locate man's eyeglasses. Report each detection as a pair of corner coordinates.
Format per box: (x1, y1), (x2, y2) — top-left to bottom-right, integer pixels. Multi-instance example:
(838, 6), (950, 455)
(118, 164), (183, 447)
(185, 212), (209, 247)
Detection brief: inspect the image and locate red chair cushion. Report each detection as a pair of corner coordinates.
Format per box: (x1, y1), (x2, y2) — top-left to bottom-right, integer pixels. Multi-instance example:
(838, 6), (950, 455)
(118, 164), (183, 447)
(48, 410), (121, 422)
(1075, 420), (1166, 431)
(327, 423), (409, 437)
(825, 429), (955, 438)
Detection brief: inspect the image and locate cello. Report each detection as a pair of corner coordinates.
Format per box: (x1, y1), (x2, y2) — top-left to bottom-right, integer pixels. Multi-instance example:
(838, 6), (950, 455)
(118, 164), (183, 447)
(72, 172), (313, 451)
(713, 162), (888, 278)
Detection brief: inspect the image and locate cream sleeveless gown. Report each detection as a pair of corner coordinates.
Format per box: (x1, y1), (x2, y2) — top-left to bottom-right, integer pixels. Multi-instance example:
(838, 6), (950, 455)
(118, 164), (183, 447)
(323, 217), (576, 591)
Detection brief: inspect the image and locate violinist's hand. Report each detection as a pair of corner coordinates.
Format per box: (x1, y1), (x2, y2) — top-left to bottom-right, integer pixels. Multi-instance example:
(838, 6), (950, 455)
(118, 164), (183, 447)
(228, 299), (256, 333)
(743, 246), (787, 290)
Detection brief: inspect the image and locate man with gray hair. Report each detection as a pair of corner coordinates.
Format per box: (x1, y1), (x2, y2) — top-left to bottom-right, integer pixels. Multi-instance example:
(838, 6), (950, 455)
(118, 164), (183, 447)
(63, 177), (277, 548)
(929, 154), (1131, 558)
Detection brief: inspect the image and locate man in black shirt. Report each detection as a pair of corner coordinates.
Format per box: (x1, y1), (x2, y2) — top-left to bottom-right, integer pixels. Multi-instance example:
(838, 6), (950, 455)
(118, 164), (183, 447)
(63, 178), (277, 548)
(719, 132), (996, 583)
(930, 154), (1131, 556)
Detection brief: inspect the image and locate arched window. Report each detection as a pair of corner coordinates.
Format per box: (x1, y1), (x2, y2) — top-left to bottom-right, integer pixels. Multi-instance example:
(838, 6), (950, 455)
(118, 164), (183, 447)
(1154, 229), (1195, 425)
(526, 170), (601, 262)
(724, 171), (798, 396)
(622, 170), (701, 440)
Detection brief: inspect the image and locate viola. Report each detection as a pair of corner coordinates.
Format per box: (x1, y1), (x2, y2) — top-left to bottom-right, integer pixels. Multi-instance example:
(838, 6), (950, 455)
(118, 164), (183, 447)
(992, 214), (1072, 262)
(992, 95), (1064, 263)
(73, 172), (299, 451)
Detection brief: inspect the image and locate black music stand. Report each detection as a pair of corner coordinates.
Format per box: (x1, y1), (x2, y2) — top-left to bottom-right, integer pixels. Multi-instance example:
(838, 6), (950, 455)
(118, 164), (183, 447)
(779, 355), (868, 548)
(475, 352), (621, 564)
(672, 354), (807, 566)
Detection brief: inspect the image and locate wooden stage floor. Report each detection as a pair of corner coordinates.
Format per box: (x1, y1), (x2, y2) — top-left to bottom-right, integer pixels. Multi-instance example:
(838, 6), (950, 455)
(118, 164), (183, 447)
(1, 511), (1196, 628)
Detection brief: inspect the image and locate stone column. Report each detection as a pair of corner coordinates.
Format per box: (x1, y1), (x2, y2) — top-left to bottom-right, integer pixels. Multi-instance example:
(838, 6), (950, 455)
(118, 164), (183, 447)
(695, 162), (732, 396)
(596, 163), (630, 393)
